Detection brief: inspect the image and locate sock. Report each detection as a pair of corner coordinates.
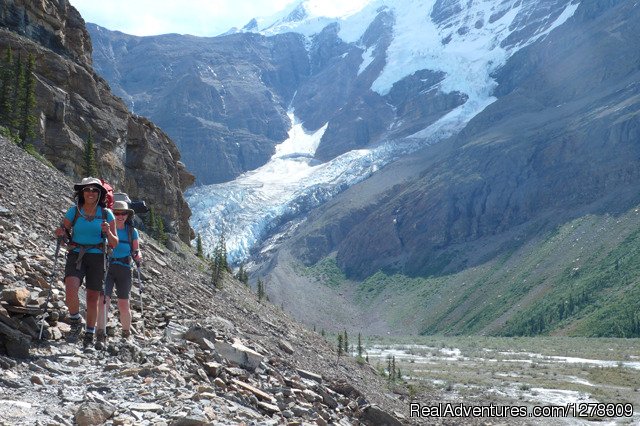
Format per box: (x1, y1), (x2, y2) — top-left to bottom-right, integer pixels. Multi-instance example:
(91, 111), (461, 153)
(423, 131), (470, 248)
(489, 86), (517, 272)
(85, 326), (95, 334)
(69, 313), (81, 320)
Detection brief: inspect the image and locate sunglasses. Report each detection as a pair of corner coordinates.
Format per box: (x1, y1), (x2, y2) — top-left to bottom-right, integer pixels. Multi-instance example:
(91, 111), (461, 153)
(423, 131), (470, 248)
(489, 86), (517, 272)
(82, 187), (101, 193)
(114, 212), (129, 216)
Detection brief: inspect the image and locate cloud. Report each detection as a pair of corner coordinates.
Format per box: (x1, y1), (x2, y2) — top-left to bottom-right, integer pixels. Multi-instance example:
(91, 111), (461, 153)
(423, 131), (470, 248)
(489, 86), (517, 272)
(69, 0), (297, 36)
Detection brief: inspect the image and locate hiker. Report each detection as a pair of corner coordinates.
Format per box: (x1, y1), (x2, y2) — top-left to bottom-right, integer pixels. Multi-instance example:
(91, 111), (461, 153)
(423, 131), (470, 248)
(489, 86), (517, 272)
(55, 177), (118, 347)
(96, 200), (142, 347)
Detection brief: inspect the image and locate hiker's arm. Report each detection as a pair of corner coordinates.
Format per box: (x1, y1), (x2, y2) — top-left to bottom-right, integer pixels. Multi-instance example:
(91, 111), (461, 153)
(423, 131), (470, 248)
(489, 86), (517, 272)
(132, 238), (142, 263)
(101, 220), (119, 248)
(55, 218), (72, 239)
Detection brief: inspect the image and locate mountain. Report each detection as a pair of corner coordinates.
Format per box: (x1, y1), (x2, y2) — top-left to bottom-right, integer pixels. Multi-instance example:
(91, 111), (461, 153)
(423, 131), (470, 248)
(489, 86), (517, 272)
(88, 0), (640, 336)
(88, 0), (580, 261)
(0, 0), (193, 243)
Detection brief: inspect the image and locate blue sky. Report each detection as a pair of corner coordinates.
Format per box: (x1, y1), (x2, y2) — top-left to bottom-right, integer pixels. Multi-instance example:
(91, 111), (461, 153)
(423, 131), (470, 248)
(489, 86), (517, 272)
(68, 0), (368, 37)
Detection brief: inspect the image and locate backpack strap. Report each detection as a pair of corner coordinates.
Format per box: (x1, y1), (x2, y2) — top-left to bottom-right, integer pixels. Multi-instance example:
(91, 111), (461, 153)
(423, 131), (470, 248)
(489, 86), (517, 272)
(127, 224), (135, 257)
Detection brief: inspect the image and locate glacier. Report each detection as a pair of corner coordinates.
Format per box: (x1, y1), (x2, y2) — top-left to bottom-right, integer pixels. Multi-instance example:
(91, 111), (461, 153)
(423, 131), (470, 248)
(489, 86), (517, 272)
(187, 0), (580, 265)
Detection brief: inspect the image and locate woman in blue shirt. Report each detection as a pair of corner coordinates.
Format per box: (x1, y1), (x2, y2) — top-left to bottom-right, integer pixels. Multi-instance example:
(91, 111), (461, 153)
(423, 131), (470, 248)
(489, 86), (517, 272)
(55, 177), (118, 347)
(96, 200), (142, 348)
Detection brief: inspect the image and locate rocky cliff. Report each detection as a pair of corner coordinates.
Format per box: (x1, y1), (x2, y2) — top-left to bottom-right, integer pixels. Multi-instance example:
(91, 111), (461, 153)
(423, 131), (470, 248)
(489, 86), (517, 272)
(0, 0), (193, 243)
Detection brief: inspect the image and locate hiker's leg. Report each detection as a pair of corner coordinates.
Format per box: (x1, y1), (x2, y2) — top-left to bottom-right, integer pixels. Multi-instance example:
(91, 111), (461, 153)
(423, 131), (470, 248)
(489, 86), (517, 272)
(63, 251), (83, 315)
(113, 265), (133, 333)
(84, 253), (106, 330)
(64, 276), (81, 313)
(117, 298), (131, 331)
(96, 294), (111, 331)
(85, 289), (100, 328)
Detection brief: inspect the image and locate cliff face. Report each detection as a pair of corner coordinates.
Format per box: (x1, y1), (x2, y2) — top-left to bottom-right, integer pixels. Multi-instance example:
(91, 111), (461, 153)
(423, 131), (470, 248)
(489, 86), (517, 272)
(0, 0), (194, 242)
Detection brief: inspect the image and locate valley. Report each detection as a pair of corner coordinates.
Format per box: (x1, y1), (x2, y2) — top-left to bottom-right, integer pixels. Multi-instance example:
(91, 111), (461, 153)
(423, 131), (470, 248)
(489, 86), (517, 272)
(365, 335), (640, 424)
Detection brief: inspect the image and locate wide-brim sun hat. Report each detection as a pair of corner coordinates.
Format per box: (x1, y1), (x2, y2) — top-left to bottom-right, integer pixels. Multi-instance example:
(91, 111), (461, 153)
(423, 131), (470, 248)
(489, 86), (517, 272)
(112, 200), (135, 217)
(73, 177), (106, 193)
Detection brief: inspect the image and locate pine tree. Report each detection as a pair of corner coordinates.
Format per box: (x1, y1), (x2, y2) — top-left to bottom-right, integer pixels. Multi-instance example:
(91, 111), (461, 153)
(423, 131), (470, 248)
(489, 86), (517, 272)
(84, 131), (98, 177)
(218, 232), (229, 272)
(337, 334), (343, 356)
(357, 332), (363, 358)
(18, 54), (36, 147)
(343, 330), (349, 355)
(145, 208), (156, 235)
(391, 356), (397, 381)
(10, 56), (25, 134)
(257, 278), (265, 302)
(196, 233), (204, 258)
(0, 47), (14, 128)
(235, 264), (249, 285)
(155, 214), (168, 245)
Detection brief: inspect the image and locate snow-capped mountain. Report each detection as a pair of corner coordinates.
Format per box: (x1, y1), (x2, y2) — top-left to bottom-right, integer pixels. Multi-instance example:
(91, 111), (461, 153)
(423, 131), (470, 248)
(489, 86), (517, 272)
(187, 0), (580, 263)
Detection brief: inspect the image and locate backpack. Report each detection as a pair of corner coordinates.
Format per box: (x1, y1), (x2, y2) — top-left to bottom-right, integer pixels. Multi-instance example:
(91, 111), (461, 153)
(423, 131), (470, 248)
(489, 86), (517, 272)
(100, 178), (114, 209)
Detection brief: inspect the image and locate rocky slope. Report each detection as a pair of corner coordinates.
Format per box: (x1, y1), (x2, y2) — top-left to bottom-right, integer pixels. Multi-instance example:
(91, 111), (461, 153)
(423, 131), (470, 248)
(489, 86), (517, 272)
(0, 0), (193, 243)
(0, 136), (424, 425)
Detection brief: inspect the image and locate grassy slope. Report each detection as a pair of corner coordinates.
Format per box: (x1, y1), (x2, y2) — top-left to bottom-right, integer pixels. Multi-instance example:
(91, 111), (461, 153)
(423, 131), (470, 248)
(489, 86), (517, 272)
(299, 204), (640, 337)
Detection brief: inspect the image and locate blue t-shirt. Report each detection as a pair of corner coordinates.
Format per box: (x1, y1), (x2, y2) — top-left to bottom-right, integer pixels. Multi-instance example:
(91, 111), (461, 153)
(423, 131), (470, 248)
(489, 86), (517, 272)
(112, 225), (139, 267)
(65, 206), (115, 253)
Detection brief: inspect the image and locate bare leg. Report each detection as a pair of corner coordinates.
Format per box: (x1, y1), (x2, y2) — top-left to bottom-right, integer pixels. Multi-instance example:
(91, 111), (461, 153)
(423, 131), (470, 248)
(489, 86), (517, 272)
(85, 289), (100, 328)
(117, 298), (132, 332)
(96, 295), (110, 331)
(64, 276), (81, 314)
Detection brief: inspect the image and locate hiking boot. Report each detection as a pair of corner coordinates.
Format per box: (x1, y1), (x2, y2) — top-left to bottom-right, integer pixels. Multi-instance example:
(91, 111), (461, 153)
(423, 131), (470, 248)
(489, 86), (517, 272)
(82, 332), (95, 349)
(66, 316), (84, 343)
(95, 331), (107, 350)
(121, 329), (132, 341)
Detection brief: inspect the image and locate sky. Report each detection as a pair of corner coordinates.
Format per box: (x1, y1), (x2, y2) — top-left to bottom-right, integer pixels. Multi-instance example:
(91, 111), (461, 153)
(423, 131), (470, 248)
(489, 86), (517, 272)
(68, 0), (368, 37)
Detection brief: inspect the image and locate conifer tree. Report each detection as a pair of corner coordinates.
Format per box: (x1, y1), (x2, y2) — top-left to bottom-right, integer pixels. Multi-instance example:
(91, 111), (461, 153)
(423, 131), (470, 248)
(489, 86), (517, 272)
(10, 57), (25, 134)
(84, 131), (98, 177)
(18, 53), (36, 147)
(391, 356), (396, 381)
(357, 332), (363, 358)
(235, 264), (249, 285)
(257, 278), (265, 302)
(145, 208), (156, 235)
(196, 232), (204, 258)
(343, 330), (349, 355)
(217, 232), (229, 272)
(337, 334), (343, 356)
(155, 214), (167, 245)
(0, 48), (14, 127)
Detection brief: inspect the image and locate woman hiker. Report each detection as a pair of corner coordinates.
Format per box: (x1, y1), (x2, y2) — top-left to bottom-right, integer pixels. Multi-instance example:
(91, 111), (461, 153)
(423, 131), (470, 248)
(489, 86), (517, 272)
(96, 200), (142, 349)
(55, 177), (118, 347)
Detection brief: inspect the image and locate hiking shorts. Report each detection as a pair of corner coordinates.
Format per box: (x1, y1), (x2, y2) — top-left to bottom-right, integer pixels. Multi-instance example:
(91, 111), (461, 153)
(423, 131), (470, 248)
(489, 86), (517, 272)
(64, 251), (105, 292)
(104, 263), (132, 300)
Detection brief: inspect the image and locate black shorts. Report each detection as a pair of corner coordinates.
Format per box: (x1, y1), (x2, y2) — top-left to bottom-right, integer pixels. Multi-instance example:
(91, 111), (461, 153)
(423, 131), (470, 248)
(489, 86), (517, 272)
(104, 263), (132, 300)
(64, 251), (105, 292)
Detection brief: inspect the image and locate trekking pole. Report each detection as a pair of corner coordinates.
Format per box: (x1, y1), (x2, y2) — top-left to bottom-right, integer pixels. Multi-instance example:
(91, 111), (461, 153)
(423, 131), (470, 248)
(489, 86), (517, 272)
(39, 236), (63, 340)
(135, 260), (144, 338)
(101, 232), (111, 337)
